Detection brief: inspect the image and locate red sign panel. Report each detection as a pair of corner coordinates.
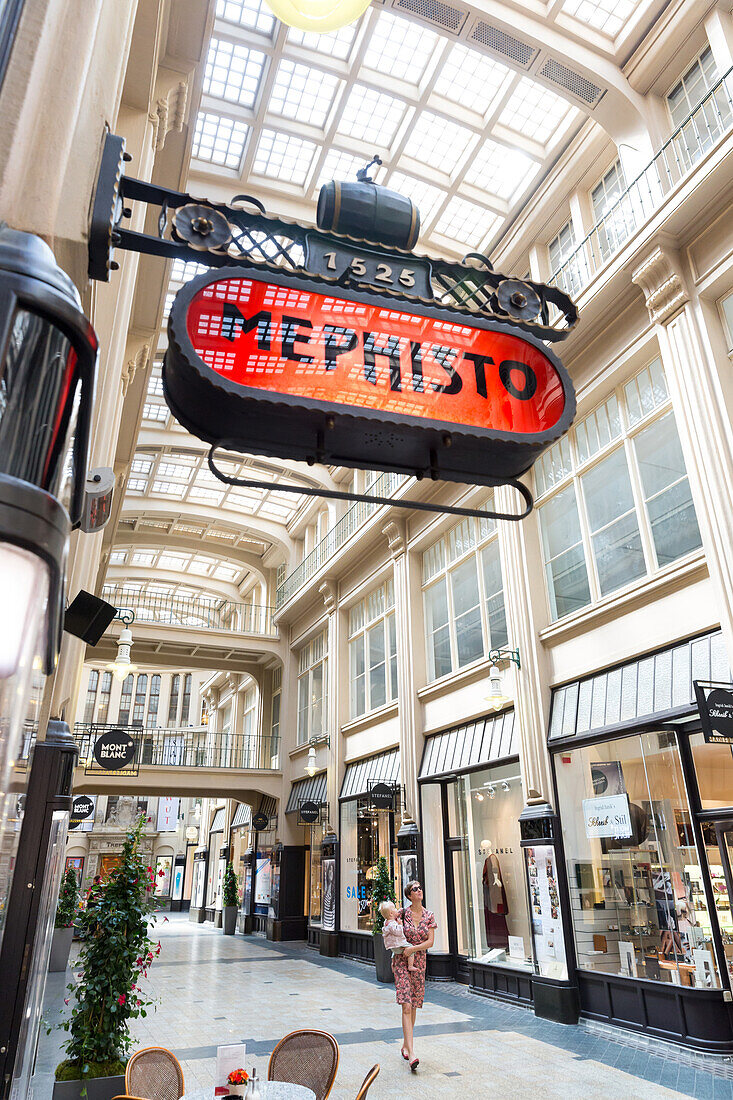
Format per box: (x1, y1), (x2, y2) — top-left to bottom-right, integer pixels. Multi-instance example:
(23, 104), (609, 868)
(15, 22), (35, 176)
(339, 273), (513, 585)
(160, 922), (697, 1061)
(183, 276), (565, 437)
(165, 268), (575, 487)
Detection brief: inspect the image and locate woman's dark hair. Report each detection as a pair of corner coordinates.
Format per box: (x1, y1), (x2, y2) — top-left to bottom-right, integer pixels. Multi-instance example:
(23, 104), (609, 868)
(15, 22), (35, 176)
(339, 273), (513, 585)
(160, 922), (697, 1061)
(404, 880), (421, 898)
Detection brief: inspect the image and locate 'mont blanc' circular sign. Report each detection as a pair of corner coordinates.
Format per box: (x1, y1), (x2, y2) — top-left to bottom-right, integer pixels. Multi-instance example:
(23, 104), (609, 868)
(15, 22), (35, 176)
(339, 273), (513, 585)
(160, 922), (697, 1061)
(93, 729), (136, 771)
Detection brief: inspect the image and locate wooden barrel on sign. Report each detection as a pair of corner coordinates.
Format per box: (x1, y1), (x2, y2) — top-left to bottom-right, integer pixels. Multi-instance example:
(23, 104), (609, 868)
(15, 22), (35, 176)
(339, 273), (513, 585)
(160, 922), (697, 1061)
(317, 180), (420, 250)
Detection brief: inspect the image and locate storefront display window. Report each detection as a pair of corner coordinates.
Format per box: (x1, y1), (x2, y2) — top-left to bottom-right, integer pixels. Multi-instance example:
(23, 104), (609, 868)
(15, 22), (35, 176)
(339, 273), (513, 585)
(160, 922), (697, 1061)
(451, 762), (532, 971)
(206, 831), (223, 907)
(340, 798), (401, 932)
(310, 823), (323, 925)
(689, 733), (733, 982)
(555, 731), (721, 988)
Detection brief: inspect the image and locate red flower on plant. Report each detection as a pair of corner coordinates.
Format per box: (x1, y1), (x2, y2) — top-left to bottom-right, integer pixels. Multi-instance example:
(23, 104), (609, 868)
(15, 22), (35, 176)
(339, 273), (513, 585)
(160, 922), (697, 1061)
(158, 869), (165, 877)
(163, 916), (169, 922)
(227, 1069), (249, 1086)
(118, 994), (126, 1005)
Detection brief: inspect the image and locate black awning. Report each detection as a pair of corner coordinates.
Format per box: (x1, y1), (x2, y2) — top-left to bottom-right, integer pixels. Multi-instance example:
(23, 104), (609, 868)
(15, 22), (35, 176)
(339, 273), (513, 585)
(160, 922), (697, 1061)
(286, 772), (327, 814)
(419, 709), (516, 779)
(340, 748), (400, 800)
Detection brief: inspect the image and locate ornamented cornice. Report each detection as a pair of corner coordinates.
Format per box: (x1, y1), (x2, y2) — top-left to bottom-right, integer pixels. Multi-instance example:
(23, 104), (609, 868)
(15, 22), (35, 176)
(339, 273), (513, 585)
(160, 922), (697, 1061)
(383, 519), (407, 557)
(121, 343), (150, 397)
(150, 80), (188, 152)
(318, 580), (337, 613)
(631, 244), (689, 325)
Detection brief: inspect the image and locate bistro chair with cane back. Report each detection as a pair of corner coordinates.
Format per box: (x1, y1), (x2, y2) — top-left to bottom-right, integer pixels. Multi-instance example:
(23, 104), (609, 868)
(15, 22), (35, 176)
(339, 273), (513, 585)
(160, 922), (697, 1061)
(123, 1047), (185, 1100)
(268, 1029), (339, 1100)
(354, 1064), (380, 1099)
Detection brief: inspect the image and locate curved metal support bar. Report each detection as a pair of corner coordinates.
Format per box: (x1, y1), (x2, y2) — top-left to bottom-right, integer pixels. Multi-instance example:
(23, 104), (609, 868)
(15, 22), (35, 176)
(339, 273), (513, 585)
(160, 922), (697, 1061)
(113, 607), (136, 625)
(208, 445), (533, 522)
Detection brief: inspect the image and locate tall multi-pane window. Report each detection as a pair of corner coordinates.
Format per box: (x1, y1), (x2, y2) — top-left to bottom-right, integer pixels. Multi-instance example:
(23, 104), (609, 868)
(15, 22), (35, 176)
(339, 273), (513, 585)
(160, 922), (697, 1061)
(96, 672), (112, 723)
(348, 579), (398, 719)
(180, 674), (192, 724)
(148, 675), (161, 725)
(536, 358), (702, 621)
(591, 160), (635, 260)
(118, 674), (134, 724)
(132, 675), (148, 726)
(422, 506), (508, 682)
(297, 631), (328, 744)
(667, 46), (730, 168)
(548, 219), (585, 295)
(84, 670), (99, 723)
(270, 666), (281, 768)
(168, 675), (180, 725)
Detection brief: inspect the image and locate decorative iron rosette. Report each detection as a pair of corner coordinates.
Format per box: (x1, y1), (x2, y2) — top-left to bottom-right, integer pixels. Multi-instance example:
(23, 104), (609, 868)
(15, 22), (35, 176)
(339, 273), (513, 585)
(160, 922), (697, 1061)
(496, 278), (542, 321)
(172, 204), (232, 251)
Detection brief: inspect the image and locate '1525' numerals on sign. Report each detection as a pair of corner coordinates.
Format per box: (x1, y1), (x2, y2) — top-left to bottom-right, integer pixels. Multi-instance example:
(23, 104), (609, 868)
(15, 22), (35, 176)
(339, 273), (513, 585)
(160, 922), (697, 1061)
(305, 236), (431, 299)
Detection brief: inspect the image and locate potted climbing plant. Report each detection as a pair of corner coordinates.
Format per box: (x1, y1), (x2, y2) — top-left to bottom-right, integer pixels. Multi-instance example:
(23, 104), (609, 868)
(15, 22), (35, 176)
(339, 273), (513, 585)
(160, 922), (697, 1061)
(371, 856), (396, 984)
(53, 816), (160, 1100)
(222, 862), (238, 935)
(50, 868), (79, 973)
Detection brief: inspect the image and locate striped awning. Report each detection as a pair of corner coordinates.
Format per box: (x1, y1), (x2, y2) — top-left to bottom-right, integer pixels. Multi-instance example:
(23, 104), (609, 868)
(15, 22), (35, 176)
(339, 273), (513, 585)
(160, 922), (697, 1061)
(231, 802), (251, 829)
(340, 748), (400, 800)
(286, 772), (327, 814)
(258, 795), (278, 818)
(209, 807), (226, 833)
(549, 630), (728, 743)
(420, 709), (516, 780)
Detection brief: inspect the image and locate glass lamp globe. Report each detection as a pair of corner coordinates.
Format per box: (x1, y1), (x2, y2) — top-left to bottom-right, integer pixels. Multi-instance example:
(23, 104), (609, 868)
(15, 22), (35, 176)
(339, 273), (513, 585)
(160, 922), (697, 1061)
(264, 0), (371, 32)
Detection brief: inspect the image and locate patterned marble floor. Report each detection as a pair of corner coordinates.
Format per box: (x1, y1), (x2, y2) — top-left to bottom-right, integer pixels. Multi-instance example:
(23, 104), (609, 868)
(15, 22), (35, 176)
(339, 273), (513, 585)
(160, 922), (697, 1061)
(33, 913), (733, 1099)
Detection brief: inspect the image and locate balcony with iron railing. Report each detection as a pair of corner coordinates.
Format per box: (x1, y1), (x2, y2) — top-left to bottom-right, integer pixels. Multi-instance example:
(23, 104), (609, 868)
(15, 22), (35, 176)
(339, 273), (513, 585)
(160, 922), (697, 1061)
(73, 723), (280, 771)
(550, 68), (733, 298)
(102, 586), (278, 636)
(276, 469), (408, 607)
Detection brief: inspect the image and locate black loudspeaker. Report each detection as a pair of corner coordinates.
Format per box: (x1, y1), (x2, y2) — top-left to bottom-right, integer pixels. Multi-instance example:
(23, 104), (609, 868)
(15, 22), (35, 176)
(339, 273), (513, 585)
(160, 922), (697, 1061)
(64, 590), (117, 645)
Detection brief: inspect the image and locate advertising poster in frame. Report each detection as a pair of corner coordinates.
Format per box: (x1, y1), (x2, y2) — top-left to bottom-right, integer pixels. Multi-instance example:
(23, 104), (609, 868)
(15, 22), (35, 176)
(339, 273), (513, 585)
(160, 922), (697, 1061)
(65, 855), (84, 887)
(171, 860), (184, 902)
(322, 857), (336, 932)
(154, 855), (173, 896)
(399, 853), (419, 902)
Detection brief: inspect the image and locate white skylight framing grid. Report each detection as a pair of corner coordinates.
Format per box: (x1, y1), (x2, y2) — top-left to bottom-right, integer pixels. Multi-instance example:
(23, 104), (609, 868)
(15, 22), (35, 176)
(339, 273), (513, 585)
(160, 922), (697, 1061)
(432, 44), (511, 115)
(204, 38), (266, 108)
(362, 11), (439, 84)
(193, 112), (249, 168)
(170, 258), (209, 282)
(402, 110), (475, 173)
(269, 60), (342, 127)
(288, 24), (356, 60)
(215, 0), (275, 37)
(560, 0), (641, 37)
(433, 197), (502, 248)
(336, 84), (408, 145)
(387, 172), (447, 227)
(463, 138), (540, 201)
(253, 129), (318, 184)
(498, 78), (576, 145)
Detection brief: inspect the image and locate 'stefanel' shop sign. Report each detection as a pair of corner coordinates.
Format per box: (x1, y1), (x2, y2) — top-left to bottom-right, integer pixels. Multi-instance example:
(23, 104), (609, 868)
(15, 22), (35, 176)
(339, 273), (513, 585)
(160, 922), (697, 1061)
(582, 794), (633, 839)
(694, 681), (733, 743)
(93, 729), (136, 771)
(164, 269), (575, 485)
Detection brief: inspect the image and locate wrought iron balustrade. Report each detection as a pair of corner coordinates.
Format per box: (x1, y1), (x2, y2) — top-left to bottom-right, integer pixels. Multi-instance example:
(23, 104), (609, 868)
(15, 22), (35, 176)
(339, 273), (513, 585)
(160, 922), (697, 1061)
(73, 723), (280, 771)
(550, 67), (733, 297)
(101, 587), (277, 636)
(276, 469), (407, 606)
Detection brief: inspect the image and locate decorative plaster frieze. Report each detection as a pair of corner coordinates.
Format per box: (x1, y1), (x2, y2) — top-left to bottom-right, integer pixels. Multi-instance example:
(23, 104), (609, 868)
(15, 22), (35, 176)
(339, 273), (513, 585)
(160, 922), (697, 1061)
(631, 244), (689, 325)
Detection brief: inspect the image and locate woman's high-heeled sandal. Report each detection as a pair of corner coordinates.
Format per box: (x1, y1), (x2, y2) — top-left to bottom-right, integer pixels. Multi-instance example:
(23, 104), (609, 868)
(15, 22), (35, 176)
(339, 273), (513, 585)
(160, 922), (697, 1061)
(401, 1048), (409, 1061)
(410, 1058), (419, 1072)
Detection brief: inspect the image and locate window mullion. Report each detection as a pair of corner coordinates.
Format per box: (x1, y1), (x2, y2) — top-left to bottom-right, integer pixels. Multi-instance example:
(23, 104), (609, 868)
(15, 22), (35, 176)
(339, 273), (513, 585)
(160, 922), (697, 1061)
(474, 545), (491, 655)
(446, 564), (458, 674)
(624, 434), (658, 573)
(575, 473), (602, 603)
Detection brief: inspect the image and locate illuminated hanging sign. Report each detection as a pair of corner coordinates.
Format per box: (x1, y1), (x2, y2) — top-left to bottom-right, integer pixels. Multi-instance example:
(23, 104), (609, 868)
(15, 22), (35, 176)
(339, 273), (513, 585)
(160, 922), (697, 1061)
(164, 268), (575, 485)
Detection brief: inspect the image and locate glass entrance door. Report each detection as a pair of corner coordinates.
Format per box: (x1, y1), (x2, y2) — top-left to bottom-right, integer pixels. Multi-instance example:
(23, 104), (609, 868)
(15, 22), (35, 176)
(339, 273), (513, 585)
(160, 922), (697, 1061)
(712, 822), (733, 984)
(449, 843), (475, 960)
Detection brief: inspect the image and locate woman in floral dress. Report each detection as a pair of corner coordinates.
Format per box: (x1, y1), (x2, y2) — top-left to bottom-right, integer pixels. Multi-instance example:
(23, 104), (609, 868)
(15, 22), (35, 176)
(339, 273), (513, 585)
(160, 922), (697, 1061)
(392, 881), (436, 1071)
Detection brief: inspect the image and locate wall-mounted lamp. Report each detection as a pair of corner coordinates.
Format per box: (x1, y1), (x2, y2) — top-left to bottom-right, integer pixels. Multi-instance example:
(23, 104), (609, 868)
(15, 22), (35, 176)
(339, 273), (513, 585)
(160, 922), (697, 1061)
(304, 734), (330, 777)
(485, 647), (521, 711)
(487, 784), (496, 799)
(106, 608), (136, 682)
(264, 0), (371, 33)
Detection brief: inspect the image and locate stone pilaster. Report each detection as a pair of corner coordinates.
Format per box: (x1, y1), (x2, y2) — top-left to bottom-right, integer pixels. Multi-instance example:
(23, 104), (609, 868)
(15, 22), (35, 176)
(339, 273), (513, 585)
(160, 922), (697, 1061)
(383, 519), (420, 824)
(495, 485), (554, 806)
(318, 580), (340, 835)
(632, 242), (733, 662)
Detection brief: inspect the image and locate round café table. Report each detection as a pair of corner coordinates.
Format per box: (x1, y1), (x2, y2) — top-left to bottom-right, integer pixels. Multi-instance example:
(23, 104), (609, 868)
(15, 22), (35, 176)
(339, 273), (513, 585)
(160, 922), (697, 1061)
(183, 1085), (315, 1100)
